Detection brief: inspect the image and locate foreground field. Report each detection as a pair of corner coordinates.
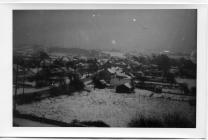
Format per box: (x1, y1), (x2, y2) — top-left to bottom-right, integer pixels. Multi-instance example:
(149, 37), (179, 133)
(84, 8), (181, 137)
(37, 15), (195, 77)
(16, 88), (196, 127)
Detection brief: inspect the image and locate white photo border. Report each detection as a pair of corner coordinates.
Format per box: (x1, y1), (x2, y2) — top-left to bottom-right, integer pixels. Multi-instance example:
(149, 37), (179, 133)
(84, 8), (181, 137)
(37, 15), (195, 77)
(0, 3), (207, 138)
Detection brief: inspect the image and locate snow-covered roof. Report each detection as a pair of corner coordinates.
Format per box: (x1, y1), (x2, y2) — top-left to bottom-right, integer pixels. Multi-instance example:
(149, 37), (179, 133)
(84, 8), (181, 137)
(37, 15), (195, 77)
(128, 73), (135, 78)
(100, 79), (107, 84)
(107, 68), (115, 74)
(116, 72), (131, 79)
(30, 68), (41, 74)
(137, 71), (144, 74)
(124, 83), (132, 89)
(107, 66), (131, 79)
(62, 56), (70, 62)
(107, 66), (122, 74)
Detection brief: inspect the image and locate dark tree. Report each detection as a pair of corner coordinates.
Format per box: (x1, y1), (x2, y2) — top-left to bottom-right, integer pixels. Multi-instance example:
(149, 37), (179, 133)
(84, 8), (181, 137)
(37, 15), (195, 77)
(166, 72), (176, 84)
(69, 77), (85, 91)
(155, 54), (171, 77)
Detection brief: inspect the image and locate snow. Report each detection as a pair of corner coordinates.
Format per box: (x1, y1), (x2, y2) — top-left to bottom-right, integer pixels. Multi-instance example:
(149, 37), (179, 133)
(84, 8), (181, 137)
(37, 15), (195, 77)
(16, 89), (196, 127)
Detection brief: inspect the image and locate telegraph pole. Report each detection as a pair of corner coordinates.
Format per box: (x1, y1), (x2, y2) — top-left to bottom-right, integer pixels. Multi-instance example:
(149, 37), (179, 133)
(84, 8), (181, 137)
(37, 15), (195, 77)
(14, 64), (19, 113)
(23, 65), (25, 95)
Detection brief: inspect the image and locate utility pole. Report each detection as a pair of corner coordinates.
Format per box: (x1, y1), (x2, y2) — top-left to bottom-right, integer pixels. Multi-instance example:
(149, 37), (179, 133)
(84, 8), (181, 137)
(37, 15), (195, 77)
(22, 64), (25, 95)
(14, 64), (19, 113)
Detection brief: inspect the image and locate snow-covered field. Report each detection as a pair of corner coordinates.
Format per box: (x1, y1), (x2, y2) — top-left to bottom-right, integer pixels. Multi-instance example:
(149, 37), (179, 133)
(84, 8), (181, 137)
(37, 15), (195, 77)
(16, 89), (196, 127)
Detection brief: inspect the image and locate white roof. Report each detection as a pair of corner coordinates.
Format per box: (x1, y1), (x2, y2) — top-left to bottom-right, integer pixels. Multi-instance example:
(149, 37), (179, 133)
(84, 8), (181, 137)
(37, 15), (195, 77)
(62, 57), (70, 61)
(107, 68), (115, 74)
(116, 72), (131, 79)
(30, 68), (41, 74)
(124, 83), (132, 88)
(107, 66), (131, 79)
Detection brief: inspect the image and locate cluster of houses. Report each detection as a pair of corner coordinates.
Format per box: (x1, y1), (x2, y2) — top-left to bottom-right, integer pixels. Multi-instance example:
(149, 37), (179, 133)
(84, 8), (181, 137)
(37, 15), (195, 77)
(13, 49), (196, 96)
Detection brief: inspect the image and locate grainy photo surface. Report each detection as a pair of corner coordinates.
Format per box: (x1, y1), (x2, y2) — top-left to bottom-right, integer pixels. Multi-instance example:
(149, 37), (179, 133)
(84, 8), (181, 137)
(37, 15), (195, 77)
(13, 10), (197, 127)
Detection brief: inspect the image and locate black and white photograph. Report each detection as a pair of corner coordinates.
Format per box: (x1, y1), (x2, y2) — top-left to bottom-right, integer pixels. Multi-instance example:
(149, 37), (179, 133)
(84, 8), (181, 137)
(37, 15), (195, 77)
(12, 9), (197, 128)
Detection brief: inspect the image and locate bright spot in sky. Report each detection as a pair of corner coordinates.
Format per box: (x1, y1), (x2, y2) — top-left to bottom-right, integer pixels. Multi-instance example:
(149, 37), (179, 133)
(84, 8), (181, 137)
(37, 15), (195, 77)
(132, 18), (137, 22)
(112, 40), (116, 45)
(92, 14), (96, 17)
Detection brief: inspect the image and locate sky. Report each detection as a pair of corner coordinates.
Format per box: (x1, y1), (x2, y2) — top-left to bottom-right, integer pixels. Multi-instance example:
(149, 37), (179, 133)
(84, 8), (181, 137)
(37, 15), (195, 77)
(13, 10), (197, 54)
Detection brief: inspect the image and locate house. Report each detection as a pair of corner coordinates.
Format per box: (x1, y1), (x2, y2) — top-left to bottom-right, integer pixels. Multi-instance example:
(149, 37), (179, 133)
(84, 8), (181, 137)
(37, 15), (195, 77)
(93, 66), (133, 88)
(94, 79), (109, 89)
(40, 59), (51, 67)
(110, 74), (131, 87)
(49, 76), (70, 89)
(169, 66), (179, 75)
(93, 68), (113, 83)
(134, 71), (144, 78)
(108, 67), (132, 87)
(62, 56), (70, 62)
(30, 68), (42, 75)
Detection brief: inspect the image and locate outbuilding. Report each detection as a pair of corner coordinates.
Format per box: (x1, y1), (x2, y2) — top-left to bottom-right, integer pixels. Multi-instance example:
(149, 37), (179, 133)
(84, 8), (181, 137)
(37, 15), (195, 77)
(116, 83), (134, 93)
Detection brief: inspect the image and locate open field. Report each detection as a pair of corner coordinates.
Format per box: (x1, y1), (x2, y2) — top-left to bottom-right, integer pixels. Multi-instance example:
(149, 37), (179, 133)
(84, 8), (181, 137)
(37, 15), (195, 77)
(16, 88), (196, 127)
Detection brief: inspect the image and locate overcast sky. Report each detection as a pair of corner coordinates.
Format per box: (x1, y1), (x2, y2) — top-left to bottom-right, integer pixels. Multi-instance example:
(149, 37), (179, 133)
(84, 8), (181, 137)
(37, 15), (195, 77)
(13, 10), (196, 54)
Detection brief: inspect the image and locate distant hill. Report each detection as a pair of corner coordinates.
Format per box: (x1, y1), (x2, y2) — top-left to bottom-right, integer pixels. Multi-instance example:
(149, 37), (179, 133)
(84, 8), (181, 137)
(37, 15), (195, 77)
(13, 44), (101, 57)
(13, 44), (47, 56)
(48, 47), (100, 57)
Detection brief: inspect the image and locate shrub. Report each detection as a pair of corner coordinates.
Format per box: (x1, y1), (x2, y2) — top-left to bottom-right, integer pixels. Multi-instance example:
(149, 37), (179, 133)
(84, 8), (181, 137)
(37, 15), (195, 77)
(164, 112), (195, 128)
(71, 119), (109, 127)
(166, 72), (176, 83)
(180, 83), (189, 95)
(49, 87), (63, 96)
(189, 99), (196, 106)
(190, 87), (196, 96)
(93, 78), (106, 89)
(128, 114), (163, 127)
(128, 112), (195, 128)
(69, 78), (85, 91)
